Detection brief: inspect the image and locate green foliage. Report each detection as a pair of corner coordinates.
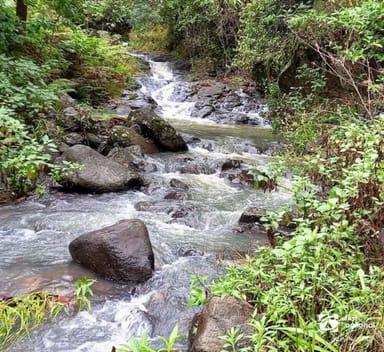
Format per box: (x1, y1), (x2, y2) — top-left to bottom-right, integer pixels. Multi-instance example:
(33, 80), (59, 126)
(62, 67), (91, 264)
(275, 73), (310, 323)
(60, 30), (139, 105)
(0, 108), (56, 197)
(211, 116), (384, 351)
(157, 0), (244, 68)
(233, 0), (312, 77)
(0, 276), (95, 350)
(0, 55), (66, 122)
(219, 327), (247, 352)
(187, 274), (208, 307)
(0, 3), (20, 52)
(118, 325), (181, 352)
(74, 276), (96, 311)
(289, 0), (384, 118)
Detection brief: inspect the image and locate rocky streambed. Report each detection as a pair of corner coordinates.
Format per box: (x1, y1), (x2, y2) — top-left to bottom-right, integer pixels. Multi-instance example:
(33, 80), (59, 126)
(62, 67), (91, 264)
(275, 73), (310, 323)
(1, 54), (290, 351)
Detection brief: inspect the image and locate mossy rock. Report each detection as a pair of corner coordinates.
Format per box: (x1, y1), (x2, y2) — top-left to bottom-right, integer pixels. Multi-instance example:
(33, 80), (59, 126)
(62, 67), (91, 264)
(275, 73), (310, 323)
(125, 108), (188, 152)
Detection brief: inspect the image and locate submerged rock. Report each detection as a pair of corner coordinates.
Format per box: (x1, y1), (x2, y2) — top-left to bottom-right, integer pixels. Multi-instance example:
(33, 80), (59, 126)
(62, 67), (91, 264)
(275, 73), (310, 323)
(189, 296), (253, 352)
(69, 219), (154, 283)
(57, 144), (144, 193)
(125, 108), (188, 152)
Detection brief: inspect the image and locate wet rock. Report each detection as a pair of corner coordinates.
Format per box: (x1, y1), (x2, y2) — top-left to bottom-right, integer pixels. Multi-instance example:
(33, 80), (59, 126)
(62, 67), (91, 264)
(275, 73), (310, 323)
(211, 112), (249, 125)
(134, 201), (153, 211)
(231, 170), (255, 186)
(57, 145), (144, 193)
(221, 159), (242, 172)
(128, 96), (157, 110)
(126, 109), (188, 152)
(183, 135), (201, 146)
(176, 246), (203, 257)
(69, 219), (154, 283)
(59, 106), (81, 131)
(191, 105), (215, 119)
(173, 157), (217, 175)
(169, 178), (189, 191)
(86, 133), (102, 149)
(107, 147), (141, 167)
(115, 104), (132, 115)
(239, 207), (267, 224)
(189, 296), (253, 352)
(222, 93), (242, 110)
(164, 192), (186, 200)
(58, 142), (70, 153)
(221, 167), (255, 187)
(168, 206), (193, 219)
(107, 125), (160, 154)
(195, 81), (228, 98)
(62, 132), (84, 146)
(133, 160), (158, 173)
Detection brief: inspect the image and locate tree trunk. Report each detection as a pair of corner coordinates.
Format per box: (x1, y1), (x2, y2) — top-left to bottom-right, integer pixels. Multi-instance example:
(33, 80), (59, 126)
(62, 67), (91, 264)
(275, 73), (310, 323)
(16, 0), (28, 28)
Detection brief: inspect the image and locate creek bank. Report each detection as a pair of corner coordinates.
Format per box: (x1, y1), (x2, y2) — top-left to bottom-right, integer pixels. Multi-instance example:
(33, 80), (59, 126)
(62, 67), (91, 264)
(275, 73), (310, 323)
(55, 106), (189, 193)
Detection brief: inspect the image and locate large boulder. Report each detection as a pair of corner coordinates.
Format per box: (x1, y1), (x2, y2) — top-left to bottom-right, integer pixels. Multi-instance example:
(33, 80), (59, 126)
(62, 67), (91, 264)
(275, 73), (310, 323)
(107, 125), (160, 154)
(57, 144), (144, 193)
(189, 296), (253, 352)
(69, 219), (154, 283)
(125, 109), (188, 152)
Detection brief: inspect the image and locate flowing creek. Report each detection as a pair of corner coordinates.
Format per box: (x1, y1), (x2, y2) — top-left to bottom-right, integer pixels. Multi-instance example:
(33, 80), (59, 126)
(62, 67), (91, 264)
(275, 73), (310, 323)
(1, 56), (290, 351)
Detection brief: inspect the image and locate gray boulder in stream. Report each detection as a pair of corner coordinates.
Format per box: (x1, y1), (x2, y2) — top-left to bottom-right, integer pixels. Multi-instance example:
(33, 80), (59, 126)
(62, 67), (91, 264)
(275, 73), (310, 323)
(125, 108), (188, 152)
(69, 219), (154, 283)
(57, 144), (144, 193)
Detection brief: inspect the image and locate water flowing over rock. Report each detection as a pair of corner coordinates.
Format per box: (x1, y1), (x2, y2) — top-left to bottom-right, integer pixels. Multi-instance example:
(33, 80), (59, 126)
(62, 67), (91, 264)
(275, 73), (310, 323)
(125, 108), (188, 152)
(57, 144), (144, 193)
(189, 296), (253, 352)
(69, 219), (154, 283)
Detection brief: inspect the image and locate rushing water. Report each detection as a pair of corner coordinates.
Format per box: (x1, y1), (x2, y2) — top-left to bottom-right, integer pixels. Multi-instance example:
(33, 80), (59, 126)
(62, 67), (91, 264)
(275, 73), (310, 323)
(1, 56), (290, 351)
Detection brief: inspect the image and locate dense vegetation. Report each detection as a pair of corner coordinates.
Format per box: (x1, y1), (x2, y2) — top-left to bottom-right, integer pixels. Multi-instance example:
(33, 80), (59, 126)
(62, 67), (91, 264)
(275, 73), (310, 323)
(1, 0), (384, 350)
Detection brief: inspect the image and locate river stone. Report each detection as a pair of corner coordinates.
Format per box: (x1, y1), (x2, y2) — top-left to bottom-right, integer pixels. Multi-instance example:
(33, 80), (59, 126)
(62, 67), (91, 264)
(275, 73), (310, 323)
(191, 105), (215, 119)
(107, 125), (160, 154)
(164, 192), (186, 200)
(86, 133), (103, 149)
(239, 207), (267, 224)
(189, 296), (253, 352)
(59, 106), (81, 131)
(196, 81), (228, 98)
(57, 144), (144, 193)
(69, 219), (154, 283)
(62, 132), (84, 146)
(125, 108), (188, 152)
(169, 178), (189, 191)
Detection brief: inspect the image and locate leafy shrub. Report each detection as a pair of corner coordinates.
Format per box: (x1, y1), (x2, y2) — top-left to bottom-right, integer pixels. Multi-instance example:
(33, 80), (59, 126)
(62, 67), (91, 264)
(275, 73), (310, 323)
(60, 30), (139, 105)
(211, 116), (384, 351)
(289, 0), (384, 118)
(0, 108), (56, 197)
(0, 4), (21, 52)
(0, 55), (65, 122)
(233, 0), (312, 78)
(157, 0), (244, 68)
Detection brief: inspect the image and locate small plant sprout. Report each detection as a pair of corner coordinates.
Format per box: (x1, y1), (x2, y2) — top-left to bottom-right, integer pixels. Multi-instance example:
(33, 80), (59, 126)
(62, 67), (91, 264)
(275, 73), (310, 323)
(75, 276), (97, 311)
